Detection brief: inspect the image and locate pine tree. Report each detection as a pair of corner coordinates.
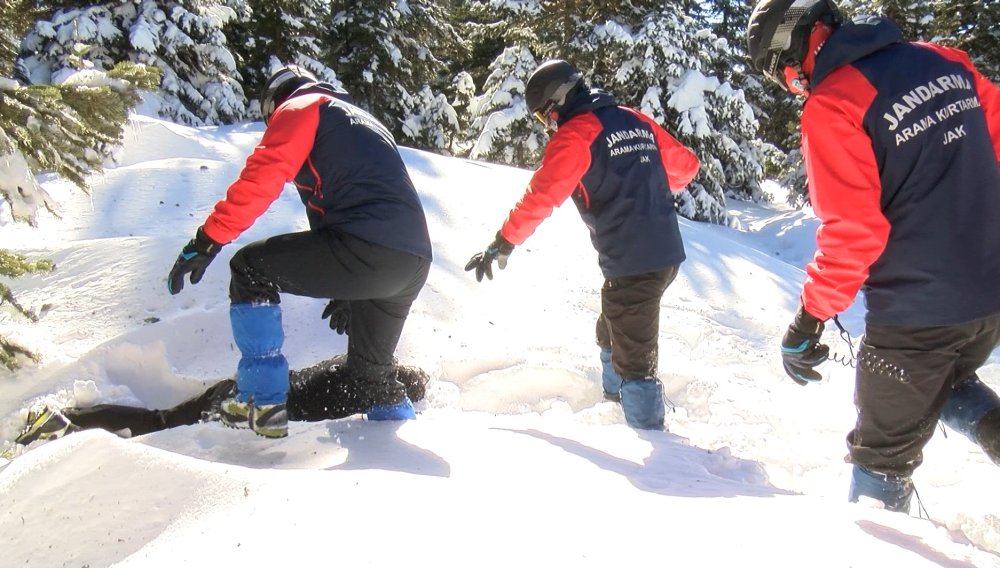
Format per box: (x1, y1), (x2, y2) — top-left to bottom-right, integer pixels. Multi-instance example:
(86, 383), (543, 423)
(456, 0), (543, 162)
(400, 84), (462, 153)
(0, 66), (158, 368)
(567, 3), (765, 224)
(848, 0), (936, 39)
(453, 1), (766, 224)
(1, 64), (159, 220)
(22, 0), (250, 125)
(1, 0), (36, 73)
(326, 0), (467, 151)
(458, 0), (541, 84)
(704, 0), (806, 204)
(0, 251), (52, 370)
(224, 0), (337, 119)
(467, 45), (547, 165)
(929, 0), (1000, 80)
(1, 0), (156, 369)
(449, 70), (477, 155)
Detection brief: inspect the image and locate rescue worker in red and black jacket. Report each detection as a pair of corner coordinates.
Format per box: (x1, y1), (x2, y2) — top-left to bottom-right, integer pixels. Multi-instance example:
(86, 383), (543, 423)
(465, 59), (700, 431)
(166, 65), (432, 438)
(748, 0), (1000, 513)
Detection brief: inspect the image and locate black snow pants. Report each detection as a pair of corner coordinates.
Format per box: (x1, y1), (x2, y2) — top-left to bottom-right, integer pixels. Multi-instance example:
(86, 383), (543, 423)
(63, 380), (236, 437)
(848, 312), (1000, 477)
(229, 229), (430, 370)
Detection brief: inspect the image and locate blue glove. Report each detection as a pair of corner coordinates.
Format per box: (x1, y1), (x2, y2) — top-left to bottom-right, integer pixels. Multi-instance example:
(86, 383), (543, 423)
(465, 232), (514, 282)
(321, 300), (351, 335)
(167, 226), (222, 295)
(780, 305), (829, 385)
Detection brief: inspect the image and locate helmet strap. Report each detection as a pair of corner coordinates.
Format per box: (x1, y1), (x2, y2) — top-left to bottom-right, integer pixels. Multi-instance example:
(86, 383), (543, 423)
(783, 21), (835, 97)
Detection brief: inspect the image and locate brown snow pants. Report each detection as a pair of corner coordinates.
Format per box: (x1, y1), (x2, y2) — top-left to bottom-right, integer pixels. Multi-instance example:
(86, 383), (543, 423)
(595, 265), (679, 379)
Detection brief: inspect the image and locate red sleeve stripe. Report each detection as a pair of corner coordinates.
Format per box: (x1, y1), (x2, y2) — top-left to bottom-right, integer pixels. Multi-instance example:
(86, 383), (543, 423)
(202, 96), (322, 244)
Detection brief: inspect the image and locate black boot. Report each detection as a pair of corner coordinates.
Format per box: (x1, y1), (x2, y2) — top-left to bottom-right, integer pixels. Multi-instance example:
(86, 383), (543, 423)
(343, 356), (415, 420)
(975, 408), (1000, 465)
(288, 363), (372, 421)
(344, 357), (407, 406)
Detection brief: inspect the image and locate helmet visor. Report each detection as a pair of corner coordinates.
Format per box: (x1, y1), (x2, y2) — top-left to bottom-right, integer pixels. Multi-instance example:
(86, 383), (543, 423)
(532, 101), (559, 130)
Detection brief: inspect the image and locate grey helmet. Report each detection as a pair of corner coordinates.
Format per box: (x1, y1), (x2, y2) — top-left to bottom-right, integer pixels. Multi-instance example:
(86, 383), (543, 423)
(260, 65), (318, 123)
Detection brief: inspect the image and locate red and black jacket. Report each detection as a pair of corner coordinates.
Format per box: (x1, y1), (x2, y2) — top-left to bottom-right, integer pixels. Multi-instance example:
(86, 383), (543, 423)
(500, 89), (699, 278)
(202, 84), (432, 261)
(800, 17), (1000, 325)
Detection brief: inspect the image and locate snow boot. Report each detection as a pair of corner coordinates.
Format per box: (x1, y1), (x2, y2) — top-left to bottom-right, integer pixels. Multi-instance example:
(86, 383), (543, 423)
(940, 375), (1000, 443)
(848, 465), (913, 513)
(219, 398), (251, 430)
(220, 398), (287, 437)
(600, 349), (623, 402)
(250, 403), (288, 438)
(620, 377), (665, 430)
(15, 406), (78, 445)
(341, 356), (415, 421)
(367, 397), (416, 421)
(975, 408), (1000, 465)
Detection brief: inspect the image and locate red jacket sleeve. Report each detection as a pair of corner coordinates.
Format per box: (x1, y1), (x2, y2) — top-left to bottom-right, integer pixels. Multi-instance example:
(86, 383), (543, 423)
(918, 42), (1000, 161)
(201, 96), (320, 244)
(499, 114), (602, 245)
(799, 65), (891, 321)
(630, 109), (700, 192)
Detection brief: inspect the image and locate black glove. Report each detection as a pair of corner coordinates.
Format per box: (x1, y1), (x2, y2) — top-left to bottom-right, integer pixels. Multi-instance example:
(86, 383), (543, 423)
(464, 232), (515, 282)
(321, 300), (351, 335)
(780, 305), (830, 386)
(167, 226), (222, 295)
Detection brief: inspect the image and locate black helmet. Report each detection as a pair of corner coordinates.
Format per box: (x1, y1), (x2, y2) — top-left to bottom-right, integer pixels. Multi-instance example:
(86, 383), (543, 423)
(525, 59), (584, 123)
(260, 65), (317, 123)
(747, 0), (842, 90)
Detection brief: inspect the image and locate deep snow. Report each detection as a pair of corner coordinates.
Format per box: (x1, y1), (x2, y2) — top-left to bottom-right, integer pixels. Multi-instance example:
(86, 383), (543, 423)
(0, 114), (998, 567)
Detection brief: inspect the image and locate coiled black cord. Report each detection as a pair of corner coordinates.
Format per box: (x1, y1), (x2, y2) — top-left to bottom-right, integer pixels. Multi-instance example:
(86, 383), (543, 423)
(830, 315), (858, 368)
(829, 315), (911, 382)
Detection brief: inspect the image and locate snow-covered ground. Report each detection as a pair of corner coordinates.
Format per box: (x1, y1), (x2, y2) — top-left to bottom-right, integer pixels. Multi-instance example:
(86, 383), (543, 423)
(0, 114), (997, 567)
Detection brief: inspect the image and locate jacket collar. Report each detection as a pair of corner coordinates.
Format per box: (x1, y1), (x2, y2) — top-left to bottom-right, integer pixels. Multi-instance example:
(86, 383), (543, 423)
(290, 82), (354, 104)
(558, 87), (617, 124)
(811, 16), (904, 87)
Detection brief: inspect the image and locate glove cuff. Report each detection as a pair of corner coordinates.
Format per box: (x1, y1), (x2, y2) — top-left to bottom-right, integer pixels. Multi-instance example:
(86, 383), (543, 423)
(194, 226), (224, 256)
(492, 231), (515, 255)
(792, 304), (824, 336)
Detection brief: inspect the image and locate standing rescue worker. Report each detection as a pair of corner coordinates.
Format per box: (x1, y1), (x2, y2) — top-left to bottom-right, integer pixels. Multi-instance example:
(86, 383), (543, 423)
(748, 0), (1000, 512)
(465, 59), (699, 430)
